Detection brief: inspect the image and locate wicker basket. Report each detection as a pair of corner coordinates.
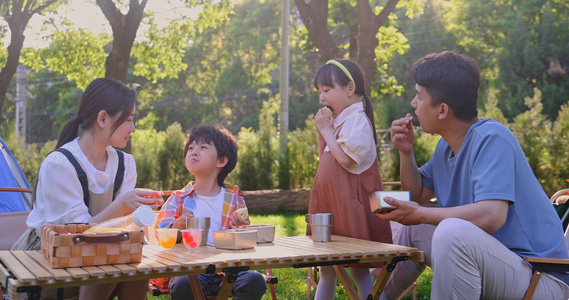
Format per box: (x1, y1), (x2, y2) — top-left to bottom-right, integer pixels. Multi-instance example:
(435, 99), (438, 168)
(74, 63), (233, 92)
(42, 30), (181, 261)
(40, 224), (144, 268)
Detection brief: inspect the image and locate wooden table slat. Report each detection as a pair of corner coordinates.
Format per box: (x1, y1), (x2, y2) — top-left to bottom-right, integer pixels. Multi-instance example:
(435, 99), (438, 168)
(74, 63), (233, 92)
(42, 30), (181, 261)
(0, 251), (36, 283)
(81, 266), (106, 277)
(66, 267), (89, 279)
(26, 251), (72, 281)
(129, 262), (152, 273)
(96, 265), (122, 276)
(11, 251), (54, 281)
(114, 264), (138, 275)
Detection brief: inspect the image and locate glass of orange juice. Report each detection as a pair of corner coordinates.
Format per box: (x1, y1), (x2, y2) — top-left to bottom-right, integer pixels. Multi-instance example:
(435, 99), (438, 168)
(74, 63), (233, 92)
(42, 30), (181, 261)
(156, 228), (179, 250)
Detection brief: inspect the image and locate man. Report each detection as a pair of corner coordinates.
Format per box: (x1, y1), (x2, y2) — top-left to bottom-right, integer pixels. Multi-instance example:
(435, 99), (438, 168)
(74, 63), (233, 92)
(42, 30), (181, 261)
(378, 51), (569, 299)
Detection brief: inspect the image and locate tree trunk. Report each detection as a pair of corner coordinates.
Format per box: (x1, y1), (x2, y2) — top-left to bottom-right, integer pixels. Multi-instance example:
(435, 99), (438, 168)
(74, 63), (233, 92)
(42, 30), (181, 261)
(0, 0), (58, 119)
(97, 0), (148, 153)
(295, 0), (400, 95)
(294, 0), (342, 61)
(97, 0), (148, 83)
(355, 0), (399, 96)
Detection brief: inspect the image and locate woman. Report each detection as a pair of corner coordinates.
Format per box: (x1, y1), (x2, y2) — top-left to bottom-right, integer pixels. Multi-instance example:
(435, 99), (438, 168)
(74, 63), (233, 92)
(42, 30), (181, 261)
(13, 78), (162, 300)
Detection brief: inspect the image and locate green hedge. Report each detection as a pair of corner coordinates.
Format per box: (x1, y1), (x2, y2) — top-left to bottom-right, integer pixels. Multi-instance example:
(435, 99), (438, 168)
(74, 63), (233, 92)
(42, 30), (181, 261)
(6, 88), (569, 195)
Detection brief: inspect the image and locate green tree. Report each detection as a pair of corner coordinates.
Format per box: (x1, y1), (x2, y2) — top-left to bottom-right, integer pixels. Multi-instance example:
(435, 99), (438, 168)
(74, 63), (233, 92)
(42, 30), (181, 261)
(443, 0), (569, 120)
(510, 88), (551, 180)
(375, 0), (459, 129)
(0, 0), (60, 118)
(22, 24), (109, 90)
(294, 0), (423, 95)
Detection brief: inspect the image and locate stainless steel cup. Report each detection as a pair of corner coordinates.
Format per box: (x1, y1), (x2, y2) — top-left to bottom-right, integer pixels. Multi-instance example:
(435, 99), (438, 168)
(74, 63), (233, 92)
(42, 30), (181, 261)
(186, 217), (211, 246)
(305, 213), (333, 242)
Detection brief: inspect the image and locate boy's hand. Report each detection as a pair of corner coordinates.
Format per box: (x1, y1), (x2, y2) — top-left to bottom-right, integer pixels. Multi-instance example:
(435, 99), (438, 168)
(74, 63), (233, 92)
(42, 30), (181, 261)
(172, 212), (194, 230)
(230, 211), (250, 227)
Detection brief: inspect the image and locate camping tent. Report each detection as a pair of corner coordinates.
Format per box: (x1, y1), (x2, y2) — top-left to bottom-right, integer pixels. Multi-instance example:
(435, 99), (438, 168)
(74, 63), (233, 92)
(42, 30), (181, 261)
(0, 137), (32, 212)
(0, 137), (32, 250)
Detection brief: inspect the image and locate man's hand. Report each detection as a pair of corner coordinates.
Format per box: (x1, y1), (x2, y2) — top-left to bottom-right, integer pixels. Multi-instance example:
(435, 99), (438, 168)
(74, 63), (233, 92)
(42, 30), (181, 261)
(390, 114), (415, 154)
(375, 197), (424, 225)
(376, 198), (509, 233)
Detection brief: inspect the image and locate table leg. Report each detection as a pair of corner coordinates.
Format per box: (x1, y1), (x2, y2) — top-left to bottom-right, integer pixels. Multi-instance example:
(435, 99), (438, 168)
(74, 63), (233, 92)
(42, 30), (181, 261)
(188, 275), (206, 300)
(333, 265), (360, 300)
(369, 256), (409, 300)
(15, 285), (41, 300)
(215, 274), (235, 300)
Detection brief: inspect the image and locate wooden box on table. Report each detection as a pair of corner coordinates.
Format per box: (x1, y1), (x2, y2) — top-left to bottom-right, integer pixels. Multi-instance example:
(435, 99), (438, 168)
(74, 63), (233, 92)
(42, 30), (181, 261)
(40, 224), (144, 268)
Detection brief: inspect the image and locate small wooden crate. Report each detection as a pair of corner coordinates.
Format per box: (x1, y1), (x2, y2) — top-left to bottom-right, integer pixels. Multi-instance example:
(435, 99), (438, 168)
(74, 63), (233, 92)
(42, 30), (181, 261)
(40, 224), (144, 268)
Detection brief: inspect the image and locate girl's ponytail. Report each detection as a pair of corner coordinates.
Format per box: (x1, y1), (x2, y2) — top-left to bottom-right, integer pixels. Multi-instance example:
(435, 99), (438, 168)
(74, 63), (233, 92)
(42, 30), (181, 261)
(363, 94), (377, 145)
(56, 116), (83, 149)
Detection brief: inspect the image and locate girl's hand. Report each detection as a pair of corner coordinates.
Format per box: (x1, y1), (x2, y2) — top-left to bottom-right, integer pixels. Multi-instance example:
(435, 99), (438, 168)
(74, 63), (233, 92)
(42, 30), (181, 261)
(115, 188), (164, 213)
(230, 211), (250, 228)
(314, 107), (334, 133)
(172, 212), (194, 230)
(390, 114), (415, 154)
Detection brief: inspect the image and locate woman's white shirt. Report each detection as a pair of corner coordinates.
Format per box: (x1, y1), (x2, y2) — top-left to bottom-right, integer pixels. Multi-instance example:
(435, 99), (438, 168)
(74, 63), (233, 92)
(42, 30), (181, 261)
(26, 138), (137, 232)
(324, 101), (377, 174)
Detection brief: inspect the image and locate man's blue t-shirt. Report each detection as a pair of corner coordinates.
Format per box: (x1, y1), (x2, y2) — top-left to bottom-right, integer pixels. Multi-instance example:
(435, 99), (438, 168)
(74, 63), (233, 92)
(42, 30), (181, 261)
(420, 119), (569, 283)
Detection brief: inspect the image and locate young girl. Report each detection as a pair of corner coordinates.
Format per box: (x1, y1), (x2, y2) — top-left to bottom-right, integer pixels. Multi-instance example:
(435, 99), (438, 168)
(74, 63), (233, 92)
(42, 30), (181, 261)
(12, 78), (162, 300)
(309, 59), (392, 299)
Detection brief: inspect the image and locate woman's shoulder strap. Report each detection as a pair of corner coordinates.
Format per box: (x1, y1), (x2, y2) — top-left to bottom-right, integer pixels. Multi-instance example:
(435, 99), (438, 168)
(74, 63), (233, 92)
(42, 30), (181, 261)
(52, 148), (89, 207)
(113, 149), (125, 200)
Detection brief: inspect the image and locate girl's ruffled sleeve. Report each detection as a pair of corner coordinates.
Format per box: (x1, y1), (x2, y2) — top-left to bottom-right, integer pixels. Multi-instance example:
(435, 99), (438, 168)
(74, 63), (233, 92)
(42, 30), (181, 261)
(336, 113), (375, 166)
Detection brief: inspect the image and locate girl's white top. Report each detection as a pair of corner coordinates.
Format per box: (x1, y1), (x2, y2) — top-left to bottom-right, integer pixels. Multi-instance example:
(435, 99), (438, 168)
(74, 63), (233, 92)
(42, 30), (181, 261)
(324, 102), (377, 174)
(26, 138), (137, 232)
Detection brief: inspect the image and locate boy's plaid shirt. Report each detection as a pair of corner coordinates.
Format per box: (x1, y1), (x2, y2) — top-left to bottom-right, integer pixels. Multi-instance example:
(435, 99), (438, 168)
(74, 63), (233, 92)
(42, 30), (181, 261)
(155, 182), (246, 230)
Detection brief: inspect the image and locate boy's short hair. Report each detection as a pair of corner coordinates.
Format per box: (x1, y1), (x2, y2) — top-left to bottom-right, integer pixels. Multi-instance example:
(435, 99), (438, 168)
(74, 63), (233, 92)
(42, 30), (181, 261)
(412, 51), (479, 121)
(183, 124), (238, 186)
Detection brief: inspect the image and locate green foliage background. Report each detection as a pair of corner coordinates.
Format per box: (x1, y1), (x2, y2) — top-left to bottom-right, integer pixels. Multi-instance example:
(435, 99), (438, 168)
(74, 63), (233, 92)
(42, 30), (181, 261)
(2, 0), (569, 195)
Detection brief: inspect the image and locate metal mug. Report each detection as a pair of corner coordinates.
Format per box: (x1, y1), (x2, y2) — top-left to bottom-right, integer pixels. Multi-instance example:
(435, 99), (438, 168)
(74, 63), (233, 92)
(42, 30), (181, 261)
(305, 213), (333, 242)
(187, 217), (211, 246)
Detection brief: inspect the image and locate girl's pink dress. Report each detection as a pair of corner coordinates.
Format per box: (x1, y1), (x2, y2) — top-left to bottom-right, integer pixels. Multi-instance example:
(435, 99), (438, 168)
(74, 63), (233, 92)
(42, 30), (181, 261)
(307, 134), (392, 268)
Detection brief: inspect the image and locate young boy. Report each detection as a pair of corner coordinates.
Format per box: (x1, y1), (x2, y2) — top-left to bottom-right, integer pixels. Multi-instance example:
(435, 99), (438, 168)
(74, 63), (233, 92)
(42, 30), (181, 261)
(154, 124), (267, 300)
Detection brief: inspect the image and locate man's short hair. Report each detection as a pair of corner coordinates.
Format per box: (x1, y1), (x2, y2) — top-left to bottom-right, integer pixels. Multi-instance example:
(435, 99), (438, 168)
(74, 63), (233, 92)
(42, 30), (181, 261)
(184, 124), (238, 186)
(412, 51), (480, 121)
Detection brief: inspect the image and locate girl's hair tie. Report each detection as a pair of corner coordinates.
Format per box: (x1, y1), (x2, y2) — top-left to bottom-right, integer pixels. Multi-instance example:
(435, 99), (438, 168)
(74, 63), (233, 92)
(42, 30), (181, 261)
(73, 115), (83, 124)
(326, 60), (354, 82)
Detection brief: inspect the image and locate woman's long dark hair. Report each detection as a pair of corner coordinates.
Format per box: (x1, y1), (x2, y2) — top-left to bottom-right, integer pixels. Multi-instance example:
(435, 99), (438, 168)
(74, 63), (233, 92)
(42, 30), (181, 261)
(56, 78), (136, 149)
(313, 59), (377, 144)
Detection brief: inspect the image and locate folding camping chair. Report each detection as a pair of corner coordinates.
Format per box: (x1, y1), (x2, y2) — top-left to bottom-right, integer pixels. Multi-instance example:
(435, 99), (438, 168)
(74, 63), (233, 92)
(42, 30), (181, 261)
(522, 188), (569, 300)
(0, 187), (32, 250)
(0, 187), (32, 300)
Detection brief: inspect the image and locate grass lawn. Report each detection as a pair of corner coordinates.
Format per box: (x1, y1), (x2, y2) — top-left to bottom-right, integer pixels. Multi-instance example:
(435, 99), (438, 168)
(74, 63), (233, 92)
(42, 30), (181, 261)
(145, 212), (432, 299)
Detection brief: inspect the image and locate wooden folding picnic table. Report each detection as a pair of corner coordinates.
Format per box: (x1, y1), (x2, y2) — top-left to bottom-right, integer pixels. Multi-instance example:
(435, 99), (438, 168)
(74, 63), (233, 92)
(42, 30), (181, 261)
(0, 235), (423, 300)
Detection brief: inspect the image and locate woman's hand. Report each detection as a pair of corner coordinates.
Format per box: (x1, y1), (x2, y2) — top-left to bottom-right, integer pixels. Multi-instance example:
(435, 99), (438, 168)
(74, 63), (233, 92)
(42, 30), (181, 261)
(314, 107), (334, 133)
(115, 188), (164, 214)
(172, 212), (194, 230)
(230, 211), (250, 228)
